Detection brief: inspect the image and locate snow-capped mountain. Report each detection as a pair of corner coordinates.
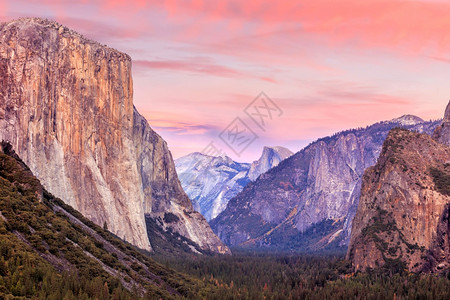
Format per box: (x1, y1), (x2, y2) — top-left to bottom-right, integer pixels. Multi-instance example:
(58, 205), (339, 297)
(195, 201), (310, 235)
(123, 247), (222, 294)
(175, 146), (293, 221)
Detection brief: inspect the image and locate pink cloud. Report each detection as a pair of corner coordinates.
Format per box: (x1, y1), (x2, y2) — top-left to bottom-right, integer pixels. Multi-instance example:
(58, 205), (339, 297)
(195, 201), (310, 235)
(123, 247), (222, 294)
(430, 56), (450, 64)
(134, 58), (243, 77)
(316, 85), (412, 106)
(99, 0), (450, 55)
(3, 0), (448, 161)
(134, 58), (277, 82)
(11, 1), (450, 57)
(0, 2), (6, 15)
(54, 16), (142, 39)
(14, 1), (450, 67)
(248, 79), (418, 139)
(139, 110), (218, 136)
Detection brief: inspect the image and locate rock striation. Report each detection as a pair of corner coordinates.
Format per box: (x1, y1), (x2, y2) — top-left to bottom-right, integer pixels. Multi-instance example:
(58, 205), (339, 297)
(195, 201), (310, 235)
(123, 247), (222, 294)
(0, 17), (228, 254)
(211, 115), (440, 250)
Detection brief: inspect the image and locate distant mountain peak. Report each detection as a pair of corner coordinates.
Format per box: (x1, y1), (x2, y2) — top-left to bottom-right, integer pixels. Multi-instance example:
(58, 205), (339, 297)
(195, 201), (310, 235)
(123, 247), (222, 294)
(443, 100), (450, 122)
(247, 146), (293, 181)
(389, 114), (424, 126)
(432, 101), (450, 146)
(175, 146), (292, 221)
(263, 145), (294, 157)
(175, 154), (251, 221)
(178, 152), (236, 167)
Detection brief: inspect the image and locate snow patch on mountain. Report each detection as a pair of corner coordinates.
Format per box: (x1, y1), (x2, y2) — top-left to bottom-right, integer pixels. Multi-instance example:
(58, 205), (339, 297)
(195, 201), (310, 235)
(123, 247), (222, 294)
(175, 146), (292, 221)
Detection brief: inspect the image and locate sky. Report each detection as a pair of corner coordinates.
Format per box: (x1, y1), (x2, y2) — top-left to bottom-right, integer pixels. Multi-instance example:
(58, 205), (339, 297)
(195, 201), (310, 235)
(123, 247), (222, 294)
(1, 0), (450, 162)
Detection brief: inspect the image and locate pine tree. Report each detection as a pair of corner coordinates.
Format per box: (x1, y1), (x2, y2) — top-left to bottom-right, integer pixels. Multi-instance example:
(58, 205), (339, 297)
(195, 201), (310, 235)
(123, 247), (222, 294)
(0, 256), (7, 276)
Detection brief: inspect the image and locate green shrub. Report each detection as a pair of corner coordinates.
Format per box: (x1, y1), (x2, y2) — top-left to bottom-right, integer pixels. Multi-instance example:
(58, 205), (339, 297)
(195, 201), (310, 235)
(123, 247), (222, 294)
(430, 167), (450, 196)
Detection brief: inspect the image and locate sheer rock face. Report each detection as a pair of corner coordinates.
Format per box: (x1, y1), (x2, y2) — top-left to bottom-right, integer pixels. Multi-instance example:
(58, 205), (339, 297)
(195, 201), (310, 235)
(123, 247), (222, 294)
(348, 126), (450, 272)
(433, 101), (450, 146)
(0, 18), (229, 254)
(211, 117), (439, 250)
(247, 146), (293, 181)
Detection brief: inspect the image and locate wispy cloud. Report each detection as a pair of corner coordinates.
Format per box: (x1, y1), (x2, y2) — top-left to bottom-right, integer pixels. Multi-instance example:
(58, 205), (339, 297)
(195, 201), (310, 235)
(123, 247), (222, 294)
(97, 0), (450, 55)
(429, 56), (450, 64)
(134, 58), (243, 77)
(140, 111), (219, 136)
(134, 58), (277, 82)
(316, 84), (412, 106)
(55, 16), (143, 40)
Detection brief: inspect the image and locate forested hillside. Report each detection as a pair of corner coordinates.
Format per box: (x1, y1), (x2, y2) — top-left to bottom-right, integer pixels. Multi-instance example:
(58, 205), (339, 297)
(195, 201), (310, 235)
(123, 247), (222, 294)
(0, 142), (217, 299)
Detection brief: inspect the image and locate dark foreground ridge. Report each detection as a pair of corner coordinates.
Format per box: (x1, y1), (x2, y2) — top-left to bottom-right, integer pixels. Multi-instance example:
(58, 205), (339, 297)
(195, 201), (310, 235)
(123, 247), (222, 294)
(0, 141), (219, 299)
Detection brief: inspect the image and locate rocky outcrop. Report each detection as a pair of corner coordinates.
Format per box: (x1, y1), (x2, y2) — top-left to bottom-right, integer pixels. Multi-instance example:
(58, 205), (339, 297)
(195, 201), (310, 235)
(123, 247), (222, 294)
(247, 146), (293, 181)
(211, 116), (440, 250)
(433, 101), (450, 146)
(347, 127), (450, 272)
(175, 146), (292, 221)
(0, 17), (228, 254)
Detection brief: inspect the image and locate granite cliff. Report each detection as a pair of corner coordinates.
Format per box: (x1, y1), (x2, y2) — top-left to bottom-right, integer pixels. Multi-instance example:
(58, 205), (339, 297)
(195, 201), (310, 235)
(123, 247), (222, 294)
(433, 102), (450, 146)
(247, 146), (293, 181)
(0, 142), (219, 297)
(0, 17), (228, 254)
(348, 103), (450, 272)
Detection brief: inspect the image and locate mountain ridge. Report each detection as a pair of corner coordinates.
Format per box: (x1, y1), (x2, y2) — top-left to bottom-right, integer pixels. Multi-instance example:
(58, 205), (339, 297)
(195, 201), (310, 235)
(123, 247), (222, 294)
(211, 115), (440, 251)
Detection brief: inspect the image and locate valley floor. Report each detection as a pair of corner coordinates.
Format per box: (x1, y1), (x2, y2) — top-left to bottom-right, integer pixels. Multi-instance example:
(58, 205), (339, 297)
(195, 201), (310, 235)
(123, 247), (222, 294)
(153, 250), (450, 299)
